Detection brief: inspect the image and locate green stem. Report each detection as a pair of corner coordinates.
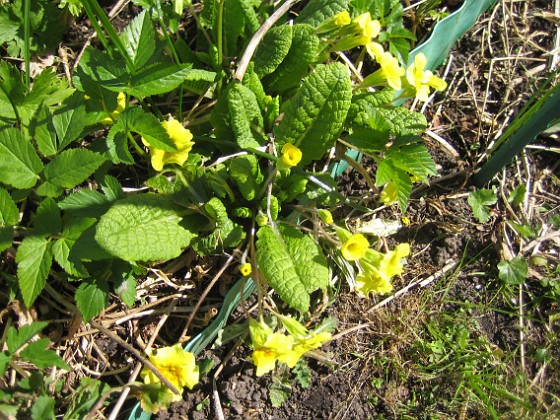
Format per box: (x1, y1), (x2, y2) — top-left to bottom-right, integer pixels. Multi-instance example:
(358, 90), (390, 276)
(155, 0), (181, 64)
(23, 0), (31, 90)
(128, 132), (146, 156)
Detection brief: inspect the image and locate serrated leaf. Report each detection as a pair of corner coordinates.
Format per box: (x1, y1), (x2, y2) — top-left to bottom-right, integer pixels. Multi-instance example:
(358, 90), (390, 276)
(368, 107), (427, 135)
(253, 25), (293, 78)
(106, 129), (133, 165)
(75, 278), (109, 322)
(263, 25), (320, 93)
(31, 104), (57, 157)
(230, 155), (263, 201)
(6, 321), (48, 354)
(376, 160), (412, 212)
(0, 127), (43, 189)
(33, 198), (62, 236)
(20, 338), (69, 370)
(296, 0), (349, 27)
(113, 107), (175, 152)
(274, 63), (352, 165)
(95, 194), (195, 261)
(498, 257), (528, 285)
(30, 395), (56, 420)
(205, 197), (245, 248)
(386, 144), (437, 183)
(0, 352), (12, 376)
(256, 226), (328, 312)
(53, 234), (89, 278)
(121, 10), (155, 70)
(58, 189), (110, 217)
(100, 175), (125, 201)
(345, 128), (390, 152)
(269, 379), (292, 407)
(508, 184), (526, 207)
(52, 92), (87, 151)
(0, 187), (19, 226)
(16, 236), (53, 307)
(468, 189), (497, 223)
(37, 149), (106, 197)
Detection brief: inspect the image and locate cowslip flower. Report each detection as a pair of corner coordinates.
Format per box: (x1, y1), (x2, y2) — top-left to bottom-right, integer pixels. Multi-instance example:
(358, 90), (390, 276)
(361, 48), (405, 90)
(239, 263), (252, 276)
(355, 243), (410, 296)
(144, 118), (194, 171)
(341, 233), (369, 261)
(141, 344), (199, 401)
(316, 11), (352, 34)
(331, 12), (381, 51)
(249, 319), (294, 376)
(405, 53), (447, 102)
(101, 92), (126, 124)
(278, 143), (302, 169)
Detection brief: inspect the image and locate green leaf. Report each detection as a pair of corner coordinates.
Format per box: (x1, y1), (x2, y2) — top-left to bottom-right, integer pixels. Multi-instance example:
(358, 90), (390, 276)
(274, 63), (352, 165)
(52, 92), (87, 151)
(0, 127), (43, 189)
(30, 395), (56, 420)
(66, 377), (111, 420)
(296, 0), (350, 27)
(33, 198), (62, 236)
(115, 276), (136, 307)
(58, 190), (110, 217)
(20, 338), (69, 370)
(498, 257), (528, 285)
(30, 104), (57, 157)
(263, 24), (320, 94)
(204, 197), (245, 248)
(113, 107), (175, 152)
(16, 236), (53, 307)
(229, 155), (263, 201)
(345, 128), (389, 152)
(269, 378), (292, 407)
(37, 149), (106, 197)
(0, 352), (11, 376)
(365, 107), (427, 135)
(376, 159), (413, 212)
(386, 143), (437, 184)
(468, 189), (497, 223)
(6, 321), (48, 354)
(256, 226), (329, 312)
(253, 25), (293, 78)
(508, 185), (526, 207)
(121, 10), (155, 71)
(95, 194), (195, 261)
(0, 187), (19, 226)
(75, 278), (109, 322)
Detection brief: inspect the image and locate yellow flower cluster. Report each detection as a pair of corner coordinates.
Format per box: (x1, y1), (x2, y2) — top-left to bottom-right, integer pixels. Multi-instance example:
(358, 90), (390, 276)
(141, 344), (199, 402)
(249, 318), (331, 376)
(277, 143), (302, 170)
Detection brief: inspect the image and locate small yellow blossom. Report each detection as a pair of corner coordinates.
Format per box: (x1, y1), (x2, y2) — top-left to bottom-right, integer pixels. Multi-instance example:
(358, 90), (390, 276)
(330, 12), (381, 52)
(141, 344), (199, 401)
(249, 319), (294, 377)
(101, 92), (127, 124)
(354, 13), (381, 45)
(341, 233), (369, 261)
(361, 49), (405, 90)
(239, 263), (252, 276)
(334, 11), (352, 27)
(144, 118), (194, 171)
(405, 53), (447, 102)
(316, 11), (352, 34)
(356, 244), (410, 296)
(279, 143), (302, 168)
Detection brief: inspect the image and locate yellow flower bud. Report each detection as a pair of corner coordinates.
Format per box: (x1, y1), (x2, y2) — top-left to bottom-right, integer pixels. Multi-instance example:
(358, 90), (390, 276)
(341, 233), (369, 261)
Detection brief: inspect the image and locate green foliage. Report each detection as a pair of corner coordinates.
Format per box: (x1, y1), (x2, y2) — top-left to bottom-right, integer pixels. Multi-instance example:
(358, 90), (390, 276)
(468, 189), (498, 223)
(498, 257), (528, 285)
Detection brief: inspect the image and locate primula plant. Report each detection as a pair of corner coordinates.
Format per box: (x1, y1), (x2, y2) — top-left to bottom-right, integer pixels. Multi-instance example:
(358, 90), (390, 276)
(0, 0), (447, 414)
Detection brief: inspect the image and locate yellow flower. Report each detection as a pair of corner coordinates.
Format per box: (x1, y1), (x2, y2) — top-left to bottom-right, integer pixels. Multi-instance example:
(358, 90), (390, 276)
(145, 118), (194, 171)
(380, 181), (398, 205)
(141, 344), (199, 401)
(354, 13), (381, 45)
(101, 92), (127, 124)
(249, 319), (294, 376)
(278, 143), (302, 168)
(239, 263), (252, 276)
(334, 11), (351, 27)
(356, 244), (410, 296)
(405, 53), (447, 102)
(288, 332), (332, 365)
(341, 233), (369, 261)
(361, 48), (404, 90)
(316, 11), (352, 34)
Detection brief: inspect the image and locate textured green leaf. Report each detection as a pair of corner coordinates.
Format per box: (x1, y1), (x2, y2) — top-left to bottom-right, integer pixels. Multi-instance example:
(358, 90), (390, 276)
(279, 225), (329, 293)
(100, 175), (125, 201)
(95, 194), (195, 261)
(347, 90), (396, 126)
(498, 257), (528, 285)
(0, 127), (43, 189)
(253, 25), (293, 78)
(345, 128), (390, 152)
(6, 321), (48, 354)
(37, 149), (106, 197)
(58, 190), (110, 217)
(106, 129), (133, 165)
(33, 198), (62, 236)
(386, 143), (437, 184)
(296, 0), (349, 27)
(274, 63), (352, 165)
(16, 236), (53, 307)
(121, 10), (155, 70)
(204, 197), (245, 248)
(30, 396), (56, 420)
(52, 92), (87, 151)
(468, 189), (497, 223)
(376, 160), (412, 212)
(21, 338), (69, 370)
(256, 226), (310, 312)
(229, 155), (263, 201)
(124, 63), (195, 97)
(222, 0), (247, 56)
(31, 105), (57, 156)
(263, 25), (320, 93)
(0, 187), (18, 226)
(75, 278), (109, 322)
(113, 107), (175, 152)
